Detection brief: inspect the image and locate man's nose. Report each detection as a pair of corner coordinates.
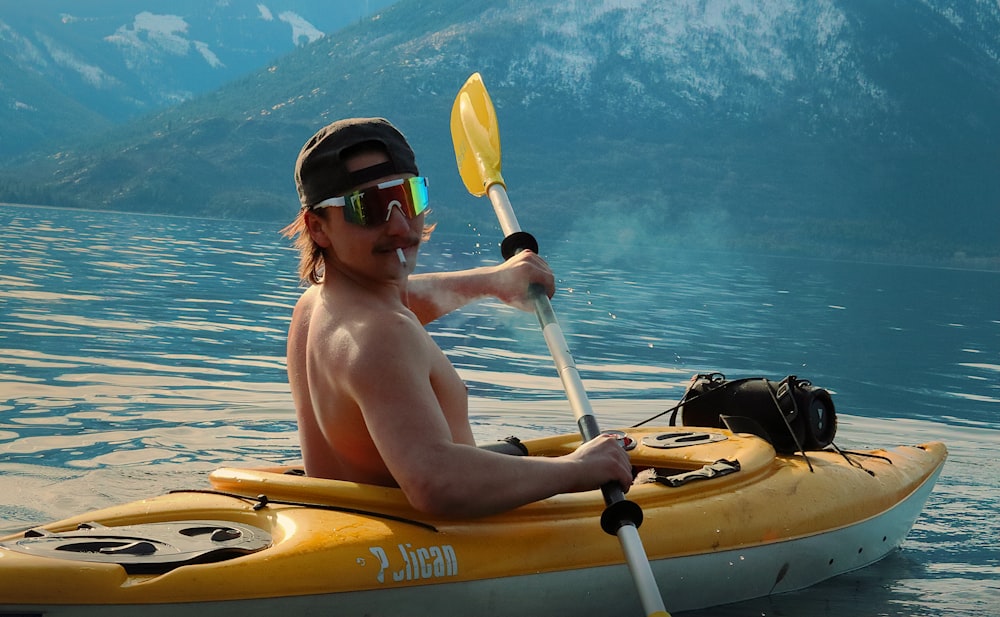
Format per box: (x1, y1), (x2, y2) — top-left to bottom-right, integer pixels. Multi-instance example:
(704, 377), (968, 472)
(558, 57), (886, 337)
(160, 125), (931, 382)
(384, 201), (411, 232)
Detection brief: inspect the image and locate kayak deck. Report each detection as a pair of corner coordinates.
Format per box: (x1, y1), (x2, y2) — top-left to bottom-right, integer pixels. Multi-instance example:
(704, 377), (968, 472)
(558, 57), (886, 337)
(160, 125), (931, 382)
(0, 426), (947, 615)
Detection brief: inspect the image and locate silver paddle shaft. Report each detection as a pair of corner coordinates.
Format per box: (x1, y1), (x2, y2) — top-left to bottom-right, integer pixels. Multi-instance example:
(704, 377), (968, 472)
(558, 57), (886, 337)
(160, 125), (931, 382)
(485, 184), (600, 437)
(485, 182), (668, 617)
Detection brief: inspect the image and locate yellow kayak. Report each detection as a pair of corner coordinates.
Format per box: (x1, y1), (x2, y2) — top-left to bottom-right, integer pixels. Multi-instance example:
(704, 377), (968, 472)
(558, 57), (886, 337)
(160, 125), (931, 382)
(0, 426), (946, 616)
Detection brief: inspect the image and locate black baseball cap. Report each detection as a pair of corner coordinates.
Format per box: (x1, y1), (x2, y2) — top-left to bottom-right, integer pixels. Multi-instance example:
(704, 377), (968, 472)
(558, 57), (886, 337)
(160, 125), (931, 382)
(294, 117), (419, 209)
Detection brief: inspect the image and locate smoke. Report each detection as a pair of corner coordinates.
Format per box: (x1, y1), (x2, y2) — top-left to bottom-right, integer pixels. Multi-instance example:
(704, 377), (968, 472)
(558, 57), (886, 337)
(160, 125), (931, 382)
(557, 190), (737, 270)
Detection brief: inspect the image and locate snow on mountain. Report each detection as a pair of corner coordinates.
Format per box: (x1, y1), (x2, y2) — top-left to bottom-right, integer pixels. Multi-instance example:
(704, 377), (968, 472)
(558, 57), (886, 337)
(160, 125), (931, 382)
(278, 11), (325, 45)
(193, 40), (224, 69)
(0, 19), (48, 69)
(453, 0), (882, 123)
(258, 4), (276, 21)
(103, 9), (324, 69)
(104, 12), (200, 69)
(37, 32), (118, 88)
(0, 1), (398, 159)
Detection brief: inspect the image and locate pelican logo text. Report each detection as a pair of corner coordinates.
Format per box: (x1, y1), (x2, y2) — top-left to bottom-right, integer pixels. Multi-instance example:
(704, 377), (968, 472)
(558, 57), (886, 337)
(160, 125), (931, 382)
(368, 543), (458, 584)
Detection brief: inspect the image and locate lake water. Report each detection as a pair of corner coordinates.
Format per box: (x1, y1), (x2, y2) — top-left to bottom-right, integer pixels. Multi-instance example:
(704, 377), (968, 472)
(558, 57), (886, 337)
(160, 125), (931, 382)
(1, 204), (997, 616)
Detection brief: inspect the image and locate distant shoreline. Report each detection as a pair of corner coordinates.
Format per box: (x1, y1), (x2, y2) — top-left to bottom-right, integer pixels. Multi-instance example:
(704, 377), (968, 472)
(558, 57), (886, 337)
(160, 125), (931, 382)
(4, 201), (997, 273)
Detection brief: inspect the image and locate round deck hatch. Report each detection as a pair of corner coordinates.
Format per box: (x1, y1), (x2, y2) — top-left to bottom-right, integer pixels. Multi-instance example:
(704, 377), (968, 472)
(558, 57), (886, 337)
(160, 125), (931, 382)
(1, 520), (271, 574)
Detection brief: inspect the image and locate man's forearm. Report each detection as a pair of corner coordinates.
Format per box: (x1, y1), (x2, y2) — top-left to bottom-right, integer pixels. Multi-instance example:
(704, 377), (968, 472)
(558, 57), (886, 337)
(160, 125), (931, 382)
(406, 268), (496, 324)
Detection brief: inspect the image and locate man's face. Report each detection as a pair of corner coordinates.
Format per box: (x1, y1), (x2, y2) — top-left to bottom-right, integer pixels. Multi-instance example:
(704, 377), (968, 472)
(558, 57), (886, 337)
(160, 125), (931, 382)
(308, 149), (425, 278)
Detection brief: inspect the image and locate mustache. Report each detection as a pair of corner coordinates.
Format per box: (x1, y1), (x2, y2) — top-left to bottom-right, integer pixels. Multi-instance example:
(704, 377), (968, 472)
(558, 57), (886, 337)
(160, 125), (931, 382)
(375, 237), (420, 252)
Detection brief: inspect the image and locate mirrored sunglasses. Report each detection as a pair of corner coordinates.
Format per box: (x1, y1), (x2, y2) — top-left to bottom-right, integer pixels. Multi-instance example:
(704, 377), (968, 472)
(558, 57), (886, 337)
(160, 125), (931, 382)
(314, 177), (429, 227)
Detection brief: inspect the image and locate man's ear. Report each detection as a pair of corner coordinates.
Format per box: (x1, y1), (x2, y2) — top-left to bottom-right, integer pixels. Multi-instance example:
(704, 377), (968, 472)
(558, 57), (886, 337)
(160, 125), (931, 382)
(304, 210), (332, 248)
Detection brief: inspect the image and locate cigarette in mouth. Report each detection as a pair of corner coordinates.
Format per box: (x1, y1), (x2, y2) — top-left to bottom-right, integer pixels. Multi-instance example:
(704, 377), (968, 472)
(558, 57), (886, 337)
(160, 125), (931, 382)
(396, 248), (407, 266)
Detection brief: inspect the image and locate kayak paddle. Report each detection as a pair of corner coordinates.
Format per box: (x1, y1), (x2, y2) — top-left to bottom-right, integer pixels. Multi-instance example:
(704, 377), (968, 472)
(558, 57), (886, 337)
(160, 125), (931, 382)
(450, 72), (670, 617)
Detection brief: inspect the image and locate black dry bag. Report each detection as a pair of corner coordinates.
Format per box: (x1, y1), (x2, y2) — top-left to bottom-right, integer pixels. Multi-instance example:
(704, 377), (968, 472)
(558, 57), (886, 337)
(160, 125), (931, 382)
(676, 373), (837, 454)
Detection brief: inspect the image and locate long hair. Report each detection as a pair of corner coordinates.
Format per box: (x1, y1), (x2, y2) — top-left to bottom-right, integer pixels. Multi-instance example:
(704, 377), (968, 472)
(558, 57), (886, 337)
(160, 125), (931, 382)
(280, 210), (325, 286)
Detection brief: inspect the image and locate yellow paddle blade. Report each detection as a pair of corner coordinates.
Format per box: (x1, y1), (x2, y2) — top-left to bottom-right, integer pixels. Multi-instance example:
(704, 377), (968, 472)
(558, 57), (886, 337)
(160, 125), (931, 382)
(450, 72), (505, 196)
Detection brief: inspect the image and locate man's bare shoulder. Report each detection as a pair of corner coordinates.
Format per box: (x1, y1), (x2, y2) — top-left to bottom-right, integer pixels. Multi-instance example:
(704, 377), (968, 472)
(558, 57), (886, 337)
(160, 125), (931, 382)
(305, 288), (426, 362)
(291, 285), (319, 323)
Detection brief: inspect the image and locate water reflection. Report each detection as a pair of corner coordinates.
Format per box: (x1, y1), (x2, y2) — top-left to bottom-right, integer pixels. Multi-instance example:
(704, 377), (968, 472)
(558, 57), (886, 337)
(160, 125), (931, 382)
(2, 206), (998, 468)
(1, 206), (998, 615)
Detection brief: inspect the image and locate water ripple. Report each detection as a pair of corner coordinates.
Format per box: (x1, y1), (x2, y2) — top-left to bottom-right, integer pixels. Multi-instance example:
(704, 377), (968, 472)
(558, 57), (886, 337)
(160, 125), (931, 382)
(1, 206), (997, 615)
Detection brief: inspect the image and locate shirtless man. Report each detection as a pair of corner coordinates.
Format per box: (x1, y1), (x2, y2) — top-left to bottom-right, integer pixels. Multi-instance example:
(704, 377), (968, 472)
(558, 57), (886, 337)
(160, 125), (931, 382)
(283, 117), (633, 518)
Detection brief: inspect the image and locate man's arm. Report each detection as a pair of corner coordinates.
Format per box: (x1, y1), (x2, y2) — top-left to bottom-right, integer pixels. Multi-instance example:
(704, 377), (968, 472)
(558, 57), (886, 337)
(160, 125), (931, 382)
(406, 250), (555, 324)
(394, 433), (634, 519)
(345, 311), (633, 519)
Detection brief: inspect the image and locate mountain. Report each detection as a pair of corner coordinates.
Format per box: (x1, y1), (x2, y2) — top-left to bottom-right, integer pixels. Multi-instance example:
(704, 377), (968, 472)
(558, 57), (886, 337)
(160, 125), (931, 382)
(1, 0), (998, 266)
(0, 0), (398, 160)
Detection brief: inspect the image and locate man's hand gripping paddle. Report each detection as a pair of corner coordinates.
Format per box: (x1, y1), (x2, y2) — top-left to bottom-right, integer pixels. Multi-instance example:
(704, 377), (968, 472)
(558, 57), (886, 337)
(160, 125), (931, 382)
(450, 72), (670, 617)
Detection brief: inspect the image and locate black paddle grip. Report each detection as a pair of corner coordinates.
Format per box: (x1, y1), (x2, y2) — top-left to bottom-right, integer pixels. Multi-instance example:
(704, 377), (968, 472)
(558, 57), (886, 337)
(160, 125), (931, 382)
(600, 492), (644, 535)
(577, 416), (645, 534)
(501, 231), (539, 260)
